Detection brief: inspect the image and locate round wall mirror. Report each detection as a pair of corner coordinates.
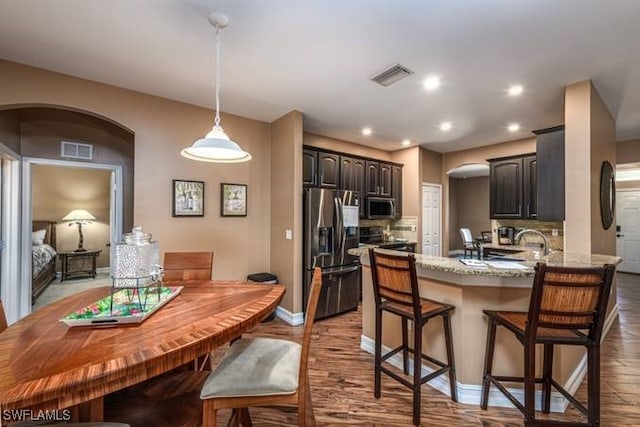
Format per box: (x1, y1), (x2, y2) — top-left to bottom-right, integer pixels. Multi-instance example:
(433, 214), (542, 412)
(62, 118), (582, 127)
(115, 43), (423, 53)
(600, 160), (615, 229)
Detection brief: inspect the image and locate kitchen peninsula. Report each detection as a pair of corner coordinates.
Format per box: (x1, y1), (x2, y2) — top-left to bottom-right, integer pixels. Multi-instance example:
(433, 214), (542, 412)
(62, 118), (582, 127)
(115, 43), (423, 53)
(352, 247), (621, 411)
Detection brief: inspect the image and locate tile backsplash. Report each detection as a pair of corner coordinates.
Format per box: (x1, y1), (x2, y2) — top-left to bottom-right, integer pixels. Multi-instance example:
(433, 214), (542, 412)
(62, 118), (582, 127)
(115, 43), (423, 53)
(359, 217), (419, 243)
(492, 219), (564, 250)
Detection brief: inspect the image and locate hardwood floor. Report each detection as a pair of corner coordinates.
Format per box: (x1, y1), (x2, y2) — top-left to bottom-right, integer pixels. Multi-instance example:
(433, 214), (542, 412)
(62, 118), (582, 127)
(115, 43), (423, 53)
(107, 273), (640, 426)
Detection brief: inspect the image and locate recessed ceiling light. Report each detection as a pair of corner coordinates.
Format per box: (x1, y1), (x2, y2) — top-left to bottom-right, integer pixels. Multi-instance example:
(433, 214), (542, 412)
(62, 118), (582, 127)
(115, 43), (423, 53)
(440, 122), (452, 131)
(508, 85), (524, 96)
(423, 75), (441, 91)
(402, 139), (411, 146)
(362, 127), (372, 136)
(508, 123), (520, 132)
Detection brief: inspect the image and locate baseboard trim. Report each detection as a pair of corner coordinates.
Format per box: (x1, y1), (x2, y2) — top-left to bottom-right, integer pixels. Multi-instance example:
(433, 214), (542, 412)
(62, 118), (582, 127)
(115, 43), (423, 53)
(96, 267), (110, 274)
(275, 306), (304, 326)
(360, 304), (620, 413)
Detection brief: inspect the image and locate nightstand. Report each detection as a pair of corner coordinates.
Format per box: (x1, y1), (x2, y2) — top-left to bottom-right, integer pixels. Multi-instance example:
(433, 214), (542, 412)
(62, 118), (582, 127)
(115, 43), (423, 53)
(59, 250), (101, 282)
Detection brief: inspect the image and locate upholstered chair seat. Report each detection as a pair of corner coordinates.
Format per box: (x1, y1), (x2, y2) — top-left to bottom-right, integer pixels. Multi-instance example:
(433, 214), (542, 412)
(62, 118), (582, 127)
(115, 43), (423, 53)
(201, 337), (301, 398)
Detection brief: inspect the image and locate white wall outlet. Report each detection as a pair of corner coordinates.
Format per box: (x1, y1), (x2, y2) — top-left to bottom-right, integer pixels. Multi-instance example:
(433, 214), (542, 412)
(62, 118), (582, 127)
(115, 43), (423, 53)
(552, 229), (559, 237)
(410, 225), (416, 232)
(285, 229), (293, 240)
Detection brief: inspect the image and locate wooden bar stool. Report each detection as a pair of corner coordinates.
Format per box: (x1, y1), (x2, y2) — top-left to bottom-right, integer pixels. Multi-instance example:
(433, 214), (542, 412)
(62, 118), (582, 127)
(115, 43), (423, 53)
(369, 248), (458, 426)
(480, 262), (616, 426)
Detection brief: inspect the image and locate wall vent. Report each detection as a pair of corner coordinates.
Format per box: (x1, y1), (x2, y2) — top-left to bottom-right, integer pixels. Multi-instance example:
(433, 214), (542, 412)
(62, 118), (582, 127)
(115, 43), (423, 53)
(370, 63), (414, 87)
(61, 141), (93, 160)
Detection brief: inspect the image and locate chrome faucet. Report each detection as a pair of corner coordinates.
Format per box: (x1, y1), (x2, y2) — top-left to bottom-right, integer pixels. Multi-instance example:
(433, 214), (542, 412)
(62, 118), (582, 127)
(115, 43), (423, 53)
(514, 229), (550, 256)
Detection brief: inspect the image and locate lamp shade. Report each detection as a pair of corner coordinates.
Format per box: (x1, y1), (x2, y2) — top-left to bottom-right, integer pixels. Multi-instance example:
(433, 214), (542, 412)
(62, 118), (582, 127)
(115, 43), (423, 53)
(62, 209), (96, 222)
(181, 125), (252, 163)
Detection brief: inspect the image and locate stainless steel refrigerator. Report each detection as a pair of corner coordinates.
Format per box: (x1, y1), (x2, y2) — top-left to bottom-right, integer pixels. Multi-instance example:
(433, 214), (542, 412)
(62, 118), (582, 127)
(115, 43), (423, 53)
(303, 188), (361, 320)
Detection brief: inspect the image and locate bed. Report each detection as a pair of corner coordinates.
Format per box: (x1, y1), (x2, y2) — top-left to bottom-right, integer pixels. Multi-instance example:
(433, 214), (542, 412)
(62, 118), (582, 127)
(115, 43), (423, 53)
(32, 220), (57, 304)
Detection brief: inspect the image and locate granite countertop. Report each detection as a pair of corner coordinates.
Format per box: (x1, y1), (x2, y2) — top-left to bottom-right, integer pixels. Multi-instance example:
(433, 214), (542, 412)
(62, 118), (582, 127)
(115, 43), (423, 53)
(350, 246), (621, 279)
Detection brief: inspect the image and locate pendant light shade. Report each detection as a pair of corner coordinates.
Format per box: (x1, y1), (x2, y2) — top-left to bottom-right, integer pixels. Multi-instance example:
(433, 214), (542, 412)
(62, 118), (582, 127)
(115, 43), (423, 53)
(181, 124), (251, 163)
(181, 12), (251, 163)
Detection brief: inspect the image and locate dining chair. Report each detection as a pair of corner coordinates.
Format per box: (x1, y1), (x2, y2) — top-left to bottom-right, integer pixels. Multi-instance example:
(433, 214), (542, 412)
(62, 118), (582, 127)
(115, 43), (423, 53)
(163, 251), (213, 281)
(369, 248), (457, 426)
(481, 262), (616, 426)
(459, 228), (477, 258)
(0, 299), (7, 332)
(199, 267), (323, 427)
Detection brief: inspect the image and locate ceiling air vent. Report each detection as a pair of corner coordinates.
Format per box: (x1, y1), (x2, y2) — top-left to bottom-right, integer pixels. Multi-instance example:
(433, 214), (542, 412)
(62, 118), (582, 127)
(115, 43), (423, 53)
(61, 141), (93, 160)
(370, 63), (414, 87)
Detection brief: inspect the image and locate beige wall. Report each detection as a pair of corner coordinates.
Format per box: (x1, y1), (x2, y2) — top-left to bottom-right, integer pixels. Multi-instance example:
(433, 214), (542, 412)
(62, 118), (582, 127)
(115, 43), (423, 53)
(450, 176), (490, 250)
(0, 110), (20, 153)
(271, 111), (303, 313)
(391, 146), (420, 218)
(32, 165), (111, 268)
(441, 137), (536, 254)
(617, 139), (640, 164)
(0, 59), (273, 283)
(304, 132), (391, 161)
(589, 83), (617, 256)
(564, 80), (616, 255)
(18, 107), (134, 233)
(421, 147), (442, 185)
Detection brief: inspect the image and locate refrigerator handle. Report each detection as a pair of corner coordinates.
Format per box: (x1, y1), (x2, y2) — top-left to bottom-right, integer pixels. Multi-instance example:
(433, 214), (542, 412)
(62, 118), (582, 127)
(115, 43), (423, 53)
(334, 196), (344, 254)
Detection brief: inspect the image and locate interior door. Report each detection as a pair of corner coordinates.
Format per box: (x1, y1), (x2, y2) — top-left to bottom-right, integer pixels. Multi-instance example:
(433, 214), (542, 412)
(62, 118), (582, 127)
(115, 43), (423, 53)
(616, 190), (640, 274)
(422, 183), (441, 256)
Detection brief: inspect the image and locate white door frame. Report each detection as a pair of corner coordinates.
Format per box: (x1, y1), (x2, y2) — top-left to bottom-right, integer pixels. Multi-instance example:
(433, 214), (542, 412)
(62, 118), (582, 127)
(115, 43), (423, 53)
(616, 187), (640, 274)
(421, 182), (442, 256)
(0, 144), (21, 324)
(20, 157), (123, 319)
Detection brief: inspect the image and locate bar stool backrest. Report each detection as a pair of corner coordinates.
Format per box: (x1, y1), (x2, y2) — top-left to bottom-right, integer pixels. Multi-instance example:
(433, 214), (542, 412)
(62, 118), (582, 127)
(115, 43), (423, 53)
(369, 249), (421, 313)
(0, 299), (7, 333)
(527, 262), (616, 342)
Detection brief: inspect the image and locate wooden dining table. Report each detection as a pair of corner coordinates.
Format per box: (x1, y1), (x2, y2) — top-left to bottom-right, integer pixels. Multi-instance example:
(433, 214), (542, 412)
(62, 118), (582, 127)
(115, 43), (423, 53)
(0, 280), (285, 421)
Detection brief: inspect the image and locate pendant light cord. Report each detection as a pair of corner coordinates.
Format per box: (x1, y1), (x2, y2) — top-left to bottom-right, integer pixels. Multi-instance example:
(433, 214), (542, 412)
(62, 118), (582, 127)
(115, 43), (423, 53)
(214, 24), (221, 127)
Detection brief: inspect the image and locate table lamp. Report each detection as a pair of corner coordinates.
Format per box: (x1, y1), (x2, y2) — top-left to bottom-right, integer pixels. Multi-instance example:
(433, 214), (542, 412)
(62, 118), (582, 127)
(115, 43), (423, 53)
(62, 209), (95, 252)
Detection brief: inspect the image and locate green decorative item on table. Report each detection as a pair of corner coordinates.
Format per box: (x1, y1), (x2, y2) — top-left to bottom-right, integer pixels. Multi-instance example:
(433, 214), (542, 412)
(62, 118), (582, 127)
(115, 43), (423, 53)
(61, 286), (183, 327)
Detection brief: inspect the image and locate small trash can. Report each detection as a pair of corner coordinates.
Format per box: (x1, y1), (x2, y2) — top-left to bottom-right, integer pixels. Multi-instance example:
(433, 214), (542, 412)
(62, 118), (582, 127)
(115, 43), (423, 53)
(247, 272), (278, 322)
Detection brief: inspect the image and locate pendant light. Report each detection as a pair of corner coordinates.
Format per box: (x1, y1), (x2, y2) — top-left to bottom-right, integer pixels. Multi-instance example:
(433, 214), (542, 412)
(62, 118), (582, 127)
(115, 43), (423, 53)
(181, 12), (251, 163)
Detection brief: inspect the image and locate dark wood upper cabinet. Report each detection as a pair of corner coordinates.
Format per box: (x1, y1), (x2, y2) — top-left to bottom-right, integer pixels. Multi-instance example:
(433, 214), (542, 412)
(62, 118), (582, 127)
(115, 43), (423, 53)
(302, 149), (317, 187)
(340, 156), (366, 217)
(489, 153), (538, 219)
(379, 163), (392, 197)
(391, 165), (402, 218)
(365, 161), (380, 196)
(523, 155), (537, 219)
(535, 126), (565, 221)
(303, 146), (402, 218)
(317, 152), (340, 188)
(490, 157), (525, 218)
(366, 161), (394, 197)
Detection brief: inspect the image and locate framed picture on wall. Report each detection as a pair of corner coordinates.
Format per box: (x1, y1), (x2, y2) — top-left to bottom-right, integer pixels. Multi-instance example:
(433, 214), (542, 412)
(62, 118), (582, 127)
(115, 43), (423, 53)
(172, 179), (204, 217)
(220, 183), (247, 217)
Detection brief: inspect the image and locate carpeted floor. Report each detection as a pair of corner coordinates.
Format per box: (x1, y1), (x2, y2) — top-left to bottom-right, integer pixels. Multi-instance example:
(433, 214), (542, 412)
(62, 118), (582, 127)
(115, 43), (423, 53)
(32, 272), (112, 312)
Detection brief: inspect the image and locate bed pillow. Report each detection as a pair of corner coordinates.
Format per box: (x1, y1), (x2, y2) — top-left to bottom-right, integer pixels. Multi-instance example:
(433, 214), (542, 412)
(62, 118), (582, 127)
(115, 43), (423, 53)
(32, 229), (46, 245)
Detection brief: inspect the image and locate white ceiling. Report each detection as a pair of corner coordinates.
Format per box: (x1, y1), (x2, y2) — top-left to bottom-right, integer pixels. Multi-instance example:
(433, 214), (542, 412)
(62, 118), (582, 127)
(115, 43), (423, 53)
(1, 0), (639, 153)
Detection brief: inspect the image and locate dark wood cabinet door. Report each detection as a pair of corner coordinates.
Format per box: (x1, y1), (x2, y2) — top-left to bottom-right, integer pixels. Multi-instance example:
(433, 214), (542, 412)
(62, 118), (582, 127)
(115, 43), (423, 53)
(536, 126), (565, 221)
(366, 161), (380, 196)
(524, 155), (537, 219)
(391, 165), (402, 218)
(340, 156), (355, 190)
(379, 163), (392, 197)
(318, 152), (340, 188)
(353, 158), (366, 217)
(302, 149), (317, 187)
(490, 158), (523, 218)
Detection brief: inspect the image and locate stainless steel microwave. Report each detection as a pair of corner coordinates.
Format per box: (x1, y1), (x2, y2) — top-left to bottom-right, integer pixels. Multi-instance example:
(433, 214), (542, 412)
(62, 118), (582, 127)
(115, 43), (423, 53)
(367, 197), (396, 219)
